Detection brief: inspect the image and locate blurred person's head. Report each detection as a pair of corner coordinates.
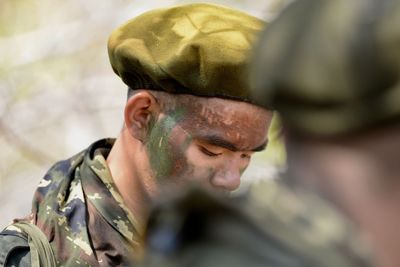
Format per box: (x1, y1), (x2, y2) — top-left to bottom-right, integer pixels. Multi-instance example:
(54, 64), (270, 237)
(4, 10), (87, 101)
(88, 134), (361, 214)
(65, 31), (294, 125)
(105, 3), (272, 222)
(251, 0), (400, 266)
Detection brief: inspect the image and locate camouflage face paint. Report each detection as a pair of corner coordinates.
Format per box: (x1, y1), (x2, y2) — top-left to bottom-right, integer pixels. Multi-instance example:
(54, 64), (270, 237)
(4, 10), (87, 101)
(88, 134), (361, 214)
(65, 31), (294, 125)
(144, 95), (272, 192)
(146, 108), (192, 182)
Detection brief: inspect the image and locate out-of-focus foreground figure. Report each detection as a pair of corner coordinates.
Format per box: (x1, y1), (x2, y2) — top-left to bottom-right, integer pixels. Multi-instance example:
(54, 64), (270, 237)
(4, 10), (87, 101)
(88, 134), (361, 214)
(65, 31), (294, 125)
(251, 0), (400, 266)
(139, 183), (373, 267)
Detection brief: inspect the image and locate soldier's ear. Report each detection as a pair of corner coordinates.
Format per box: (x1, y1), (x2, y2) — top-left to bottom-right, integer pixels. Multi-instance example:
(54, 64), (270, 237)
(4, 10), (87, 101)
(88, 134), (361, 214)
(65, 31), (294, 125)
(124, 91), (160, 142)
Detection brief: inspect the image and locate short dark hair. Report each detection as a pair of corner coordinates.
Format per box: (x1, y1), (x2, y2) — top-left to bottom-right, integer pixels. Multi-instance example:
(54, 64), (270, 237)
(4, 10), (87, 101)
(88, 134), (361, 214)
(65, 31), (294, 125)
(127, 88), (181, 114)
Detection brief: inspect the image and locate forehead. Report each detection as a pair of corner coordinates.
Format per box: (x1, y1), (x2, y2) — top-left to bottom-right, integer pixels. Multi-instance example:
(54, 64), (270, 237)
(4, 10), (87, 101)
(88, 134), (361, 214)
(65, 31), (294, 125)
(175, 96), (272, 150)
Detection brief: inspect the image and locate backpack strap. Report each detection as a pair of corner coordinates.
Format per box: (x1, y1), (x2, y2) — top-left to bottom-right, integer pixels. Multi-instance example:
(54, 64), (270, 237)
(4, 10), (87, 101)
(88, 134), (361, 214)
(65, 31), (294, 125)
(5, 221), (57, 267)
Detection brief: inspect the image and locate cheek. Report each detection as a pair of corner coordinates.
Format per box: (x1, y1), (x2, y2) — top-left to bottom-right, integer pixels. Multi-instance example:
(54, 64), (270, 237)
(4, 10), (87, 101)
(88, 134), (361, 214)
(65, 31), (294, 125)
(240, 160), (250, 174)
(146, 126), (171, 180)
(183, 145), (218, 178)
(166, 127), (194, 178)
(146, 118), (192, 180)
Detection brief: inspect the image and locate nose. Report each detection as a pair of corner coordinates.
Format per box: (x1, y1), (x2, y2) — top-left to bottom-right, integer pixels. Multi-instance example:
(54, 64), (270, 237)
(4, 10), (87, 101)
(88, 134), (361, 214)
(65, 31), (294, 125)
(210, 164), (242, 191)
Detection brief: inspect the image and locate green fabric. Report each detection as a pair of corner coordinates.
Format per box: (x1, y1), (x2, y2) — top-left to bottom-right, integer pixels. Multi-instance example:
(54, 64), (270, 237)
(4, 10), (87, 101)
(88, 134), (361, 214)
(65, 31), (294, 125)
(31, 139), (141, 266)
(0, 228), (31, 267)
(108, 3), (265, 102)
(10, 221), (56, 267)
(139, 181), (374, 267)
(251, 0), (400, 136)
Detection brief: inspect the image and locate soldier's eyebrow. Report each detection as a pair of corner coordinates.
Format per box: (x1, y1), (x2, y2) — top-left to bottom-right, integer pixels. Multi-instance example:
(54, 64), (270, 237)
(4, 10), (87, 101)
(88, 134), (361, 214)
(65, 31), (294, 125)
(196, 135), (268, 152)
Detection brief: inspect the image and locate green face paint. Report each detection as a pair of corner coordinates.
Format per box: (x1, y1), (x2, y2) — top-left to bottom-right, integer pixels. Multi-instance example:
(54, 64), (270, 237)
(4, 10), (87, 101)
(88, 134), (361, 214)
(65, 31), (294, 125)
(146, 108), (192, 182)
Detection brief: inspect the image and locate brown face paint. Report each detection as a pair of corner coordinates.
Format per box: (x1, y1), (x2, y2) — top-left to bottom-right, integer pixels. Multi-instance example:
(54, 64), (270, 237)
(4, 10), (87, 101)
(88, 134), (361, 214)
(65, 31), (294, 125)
(165, 124), (193, 180)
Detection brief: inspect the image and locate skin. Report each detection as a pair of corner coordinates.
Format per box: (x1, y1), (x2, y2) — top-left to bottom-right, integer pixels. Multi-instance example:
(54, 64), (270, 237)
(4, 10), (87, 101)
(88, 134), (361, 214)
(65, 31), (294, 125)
(286, 124), (400, 267)
(107, 90), (272, 227)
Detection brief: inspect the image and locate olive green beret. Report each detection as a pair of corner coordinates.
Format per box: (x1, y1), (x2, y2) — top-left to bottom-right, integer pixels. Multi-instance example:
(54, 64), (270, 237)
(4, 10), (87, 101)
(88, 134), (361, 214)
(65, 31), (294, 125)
(108, 3), (264, 102)
(251, 0), (400, 136)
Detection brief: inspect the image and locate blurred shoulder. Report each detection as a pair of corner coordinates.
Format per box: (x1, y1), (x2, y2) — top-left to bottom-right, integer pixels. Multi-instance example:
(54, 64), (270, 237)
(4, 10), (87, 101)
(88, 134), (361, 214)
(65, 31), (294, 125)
(245, 179), (374, 267)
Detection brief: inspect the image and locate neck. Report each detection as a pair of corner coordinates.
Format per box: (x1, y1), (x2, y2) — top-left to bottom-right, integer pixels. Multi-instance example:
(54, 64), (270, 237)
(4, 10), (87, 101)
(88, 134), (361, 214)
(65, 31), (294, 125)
(106, 128), (156, 229)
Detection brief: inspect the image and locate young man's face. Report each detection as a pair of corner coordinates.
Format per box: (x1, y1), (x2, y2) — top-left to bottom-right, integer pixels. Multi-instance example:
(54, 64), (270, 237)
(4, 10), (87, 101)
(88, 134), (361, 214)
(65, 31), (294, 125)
(146, 96), (272, 192)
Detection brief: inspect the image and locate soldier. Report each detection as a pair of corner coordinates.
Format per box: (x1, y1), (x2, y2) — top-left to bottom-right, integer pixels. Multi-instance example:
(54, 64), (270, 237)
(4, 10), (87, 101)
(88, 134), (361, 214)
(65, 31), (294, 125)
(0, 3), (273, 266)
(251, 0), (400, 266)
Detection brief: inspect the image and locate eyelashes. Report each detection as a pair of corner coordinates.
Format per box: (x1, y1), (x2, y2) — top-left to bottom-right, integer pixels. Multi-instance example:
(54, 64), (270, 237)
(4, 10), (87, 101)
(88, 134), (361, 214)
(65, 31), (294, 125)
(199, 146), (222, 157)
(198, 146), (252, 160)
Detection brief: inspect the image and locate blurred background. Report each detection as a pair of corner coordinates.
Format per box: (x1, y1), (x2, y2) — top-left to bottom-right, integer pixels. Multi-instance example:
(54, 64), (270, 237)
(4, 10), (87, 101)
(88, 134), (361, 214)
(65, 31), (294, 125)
(0, 0), (288, 229)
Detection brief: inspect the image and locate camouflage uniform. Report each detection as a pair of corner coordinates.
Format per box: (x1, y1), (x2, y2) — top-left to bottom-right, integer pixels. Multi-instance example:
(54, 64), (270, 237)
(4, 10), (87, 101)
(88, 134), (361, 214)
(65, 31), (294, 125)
(139, 180), (375, 267)
(0, 139), (142, 266)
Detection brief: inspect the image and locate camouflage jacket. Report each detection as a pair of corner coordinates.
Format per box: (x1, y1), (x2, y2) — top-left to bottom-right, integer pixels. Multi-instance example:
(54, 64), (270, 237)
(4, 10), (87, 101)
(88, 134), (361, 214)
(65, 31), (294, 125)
(0, 139), (142, 266)
(139, 180), (376, 267)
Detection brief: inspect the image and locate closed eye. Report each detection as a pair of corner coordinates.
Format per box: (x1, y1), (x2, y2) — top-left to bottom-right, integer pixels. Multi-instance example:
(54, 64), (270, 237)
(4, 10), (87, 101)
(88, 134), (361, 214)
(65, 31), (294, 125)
(199, 146), (222, 157)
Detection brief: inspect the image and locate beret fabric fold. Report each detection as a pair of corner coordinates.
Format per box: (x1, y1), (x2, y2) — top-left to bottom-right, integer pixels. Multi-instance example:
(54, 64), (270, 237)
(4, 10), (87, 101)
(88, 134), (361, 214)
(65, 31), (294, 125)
(108, 3), (264, 102)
